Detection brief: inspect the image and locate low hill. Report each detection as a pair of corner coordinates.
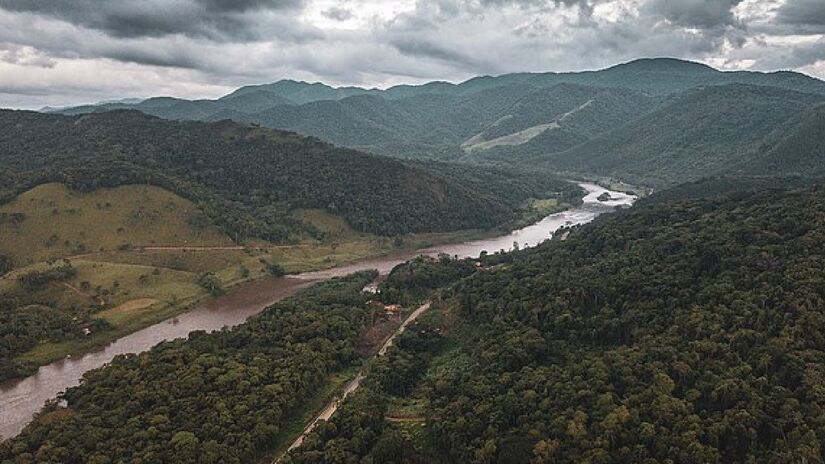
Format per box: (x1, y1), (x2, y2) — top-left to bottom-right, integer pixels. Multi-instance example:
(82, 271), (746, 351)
(0, 109), (578, 241)
(0, 183), (229, 268)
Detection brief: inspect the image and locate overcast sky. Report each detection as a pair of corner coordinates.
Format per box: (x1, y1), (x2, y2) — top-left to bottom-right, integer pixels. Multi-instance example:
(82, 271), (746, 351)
(0, 0), (823, 108)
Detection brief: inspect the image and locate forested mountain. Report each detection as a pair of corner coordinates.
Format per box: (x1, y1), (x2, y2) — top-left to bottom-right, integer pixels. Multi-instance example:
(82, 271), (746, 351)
(535, 84), (825, 186)
(0, 109), (579, 242)
(47, 58), (825, 188)
(217, 85), (544, 158)
(53, 58), (825, 118)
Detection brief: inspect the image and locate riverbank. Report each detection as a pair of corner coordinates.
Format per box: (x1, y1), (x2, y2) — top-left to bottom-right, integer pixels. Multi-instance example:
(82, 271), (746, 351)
(0, 182), (632, 440)
(6, 225), (508, 380)
(6, 187), (581, 378)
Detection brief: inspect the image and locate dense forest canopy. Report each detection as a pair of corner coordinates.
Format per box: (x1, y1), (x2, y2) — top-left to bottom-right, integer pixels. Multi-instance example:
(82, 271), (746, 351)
(412, 182), (825, 463)
(0, 272), (379, 463)
(7, 179), (825, 463)
(0, 109), (580, 242)
(278, 180), (825, 464)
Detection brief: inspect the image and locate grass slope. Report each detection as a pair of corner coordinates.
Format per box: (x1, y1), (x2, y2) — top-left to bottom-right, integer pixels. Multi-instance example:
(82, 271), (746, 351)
(0, 183), (230, 267)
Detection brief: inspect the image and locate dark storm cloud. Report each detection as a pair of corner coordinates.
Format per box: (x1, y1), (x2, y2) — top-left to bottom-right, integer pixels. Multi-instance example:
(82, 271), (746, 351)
(389, 37), (480, 68)
(645, 0), (744, 29)
(0, 0), (304, 41)
(776, 0), (825, 28)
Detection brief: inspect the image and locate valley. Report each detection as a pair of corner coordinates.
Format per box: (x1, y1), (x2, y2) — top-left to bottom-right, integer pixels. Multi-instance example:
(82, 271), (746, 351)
(1, 29), (824, 462)
(0, 109), (584, 384)
(0, 183), (632, 441)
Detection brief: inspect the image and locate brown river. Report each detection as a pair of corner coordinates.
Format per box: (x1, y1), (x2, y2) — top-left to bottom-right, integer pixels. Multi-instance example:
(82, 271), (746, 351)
(0, 182), (634, 440)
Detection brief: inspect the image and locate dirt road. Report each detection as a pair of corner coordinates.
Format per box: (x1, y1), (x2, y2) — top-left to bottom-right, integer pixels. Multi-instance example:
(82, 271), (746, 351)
(274, 302), (432, 462)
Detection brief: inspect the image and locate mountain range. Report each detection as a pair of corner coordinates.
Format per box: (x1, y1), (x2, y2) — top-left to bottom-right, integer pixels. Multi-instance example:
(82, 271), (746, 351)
(50, 58), (825, 187)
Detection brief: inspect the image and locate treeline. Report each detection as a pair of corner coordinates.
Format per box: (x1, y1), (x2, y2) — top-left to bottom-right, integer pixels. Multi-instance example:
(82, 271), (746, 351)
(0, 303), (87, 382)
(415, 183), (825, 462)
(17, 262), (76, 291)
(0, 262), (93, 381)
(0, 110), (579, 242)
(0, 272), (378, 463)
(378, 254), (479, 305)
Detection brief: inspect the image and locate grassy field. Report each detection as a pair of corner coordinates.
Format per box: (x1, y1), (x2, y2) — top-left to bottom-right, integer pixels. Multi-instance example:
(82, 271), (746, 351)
(0, 184), (567, 376)
(0, 183), (231, 266)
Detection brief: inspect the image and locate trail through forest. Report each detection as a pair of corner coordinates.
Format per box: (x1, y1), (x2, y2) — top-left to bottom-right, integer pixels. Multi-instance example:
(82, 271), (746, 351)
(274, 302), (432, 463)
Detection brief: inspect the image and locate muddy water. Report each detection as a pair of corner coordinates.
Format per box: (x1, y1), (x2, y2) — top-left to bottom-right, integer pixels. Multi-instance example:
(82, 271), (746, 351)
(0, 182), (634, 439)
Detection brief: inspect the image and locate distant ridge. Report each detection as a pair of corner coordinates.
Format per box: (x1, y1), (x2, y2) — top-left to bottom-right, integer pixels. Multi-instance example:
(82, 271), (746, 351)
(43, 58), (825, 187)
(51, 58), (825, 115)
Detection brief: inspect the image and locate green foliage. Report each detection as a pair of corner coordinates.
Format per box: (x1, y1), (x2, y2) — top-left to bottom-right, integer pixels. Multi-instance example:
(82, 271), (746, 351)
(0, 304), (87, 381)
(417, 184), (825, 463)
(197, 272), (224, 296)
(379, 254), (477, 305)
(17, 262), (77, 291)
(265, 261), (286, 277)
(0, 271), (378, 463)
(0, 110), (577, 241)
(0, 254), (12, 276)
(283, 319), (447, 464)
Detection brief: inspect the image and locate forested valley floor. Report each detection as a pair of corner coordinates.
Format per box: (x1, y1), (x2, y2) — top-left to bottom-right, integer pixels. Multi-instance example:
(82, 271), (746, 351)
(6, 180), (825, 463)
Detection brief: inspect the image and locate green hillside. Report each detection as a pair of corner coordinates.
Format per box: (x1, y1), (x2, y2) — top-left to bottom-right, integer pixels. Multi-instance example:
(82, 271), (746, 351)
(536, 84), (825, 186)
(747, 103), (825, 177)
(0, 109), (578, 240)
(0, 183), (230, 267)
(465, 84), (658, 159)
